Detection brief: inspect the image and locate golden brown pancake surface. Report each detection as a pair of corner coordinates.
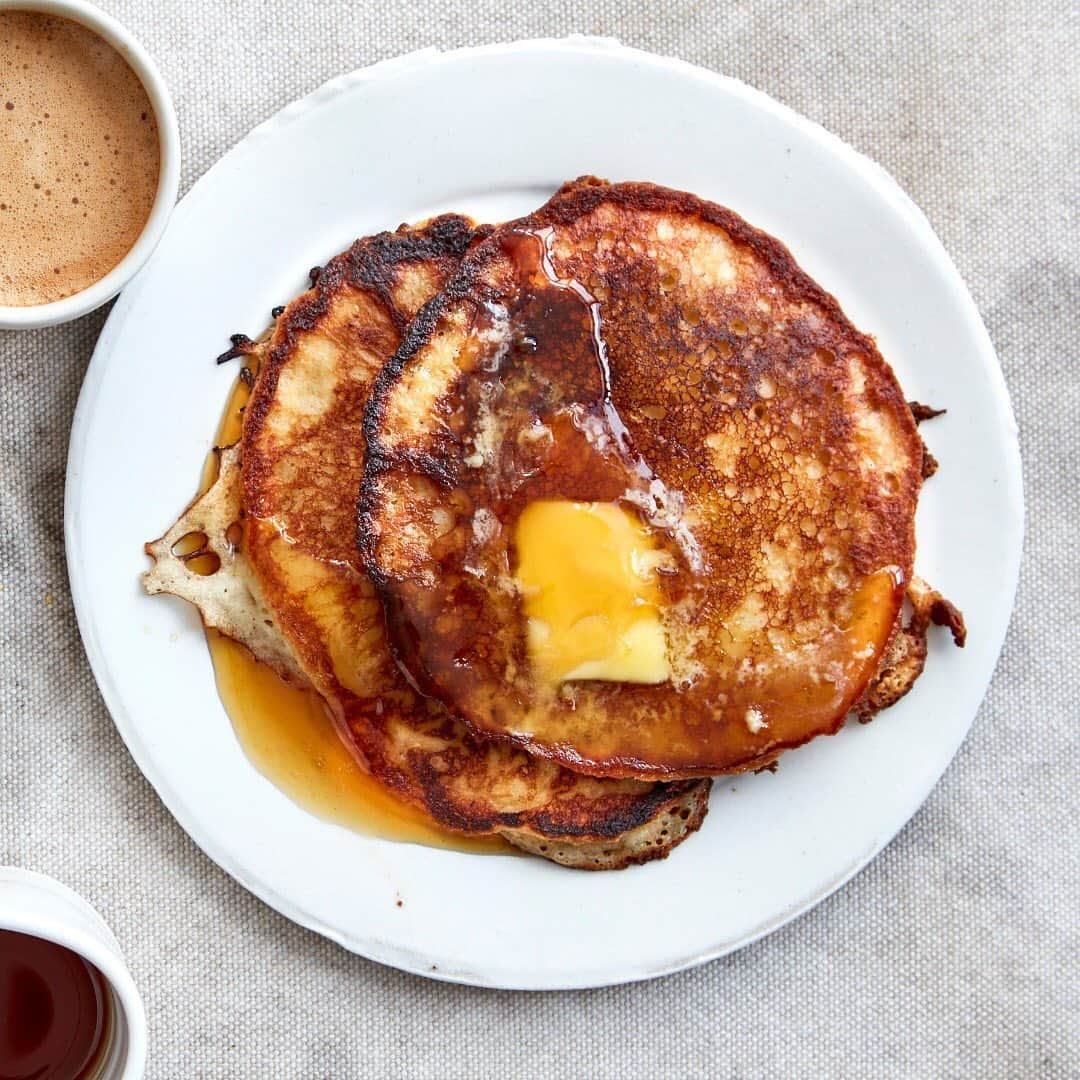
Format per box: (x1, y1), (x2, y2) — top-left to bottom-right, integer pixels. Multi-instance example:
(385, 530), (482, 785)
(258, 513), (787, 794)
(361, 179), (928, 779)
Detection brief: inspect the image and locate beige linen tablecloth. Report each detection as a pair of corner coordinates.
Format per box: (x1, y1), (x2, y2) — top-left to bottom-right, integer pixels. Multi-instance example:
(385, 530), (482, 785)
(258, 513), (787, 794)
(2, 2), (1076, 1076)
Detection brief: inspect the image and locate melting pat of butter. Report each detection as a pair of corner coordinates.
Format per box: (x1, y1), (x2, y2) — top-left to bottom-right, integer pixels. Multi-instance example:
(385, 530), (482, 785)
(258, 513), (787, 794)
(514, 501), (671, 686)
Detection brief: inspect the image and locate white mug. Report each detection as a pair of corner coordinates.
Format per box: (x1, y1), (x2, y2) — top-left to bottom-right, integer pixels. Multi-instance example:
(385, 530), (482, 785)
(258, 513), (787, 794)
(0, 867), (147, 1078)
(0, 0), (181, 329)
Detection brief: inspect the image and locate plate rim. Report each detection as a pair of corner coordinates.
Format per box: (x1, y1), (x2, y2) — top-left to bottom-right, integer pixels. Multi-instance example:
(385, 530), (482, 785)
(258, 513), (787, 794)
(64, 35), (1024, 990)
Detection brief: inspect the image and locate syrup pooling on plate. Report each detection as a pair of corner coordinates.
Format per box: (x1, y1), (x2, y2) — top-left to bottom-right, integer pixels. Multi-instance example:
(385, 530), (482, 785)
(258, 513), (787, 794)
(209, 630), (508, 853)
(202, 370), (506, 853)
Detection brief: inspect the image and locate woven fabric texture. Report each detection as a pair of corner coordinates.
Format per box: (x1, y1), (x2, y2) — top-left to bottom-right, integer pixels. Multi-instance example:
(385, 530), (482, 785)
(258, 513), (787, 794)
(1, 1), (1076, 1077)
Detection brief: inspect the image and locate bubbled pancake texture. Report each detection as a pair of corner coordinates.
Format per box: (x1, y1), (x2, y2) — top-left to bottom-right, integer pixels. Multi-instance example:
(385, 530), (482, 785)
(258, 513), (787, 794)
(1, 2), (1075, 1077)
(363, 182), (922, 777)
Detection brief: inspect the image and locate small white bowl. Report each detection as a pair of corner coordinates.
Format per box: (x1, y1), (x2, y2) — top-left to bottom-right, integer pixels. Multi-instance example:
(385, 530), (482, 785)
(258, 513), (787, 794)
(0, 0), (180, 329)
(0, 867), (147, 1078)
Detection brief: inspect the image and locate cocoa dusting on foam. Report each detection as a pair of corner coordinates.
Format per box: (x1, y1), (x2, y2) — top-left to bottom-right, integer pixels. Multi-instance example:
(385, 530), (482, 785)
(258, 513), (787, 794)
(0, 12), (160, 306)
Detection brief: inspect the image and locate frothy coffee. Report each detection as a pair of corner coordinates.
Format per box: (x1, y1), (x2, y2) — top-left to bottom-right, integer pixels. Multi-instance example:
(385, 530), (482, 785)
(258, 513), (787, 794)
(0, 11), (161, 307)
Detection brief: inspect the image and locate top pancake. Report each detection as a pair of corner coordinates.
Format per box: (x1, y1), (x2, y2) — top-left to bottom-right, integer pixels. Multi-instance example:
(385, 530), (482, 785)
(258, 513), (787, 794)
(361, 178), (926, 780)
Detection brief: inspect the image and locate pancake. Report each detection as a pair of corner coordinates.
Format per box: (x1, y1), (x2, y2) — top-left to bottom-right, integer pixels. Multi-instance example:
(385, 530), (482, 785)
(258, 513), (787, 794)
(145, 216), (710, 868)
(361, 178), (964, 780)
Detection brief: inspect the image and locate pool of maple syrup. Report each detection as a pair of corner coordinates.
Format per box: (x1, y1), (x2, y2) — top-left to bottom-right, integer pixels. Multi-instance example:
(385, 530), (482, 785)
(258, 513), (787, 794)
(0, 929), (111, 1080)
(200, 368), (507, 854)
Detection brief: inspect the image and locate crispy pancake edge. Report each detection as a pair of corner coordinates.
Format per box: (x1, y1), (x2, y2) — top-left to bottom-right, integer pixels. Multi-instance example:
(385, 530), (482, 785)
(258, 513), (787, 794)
(243, 215), (483, 509)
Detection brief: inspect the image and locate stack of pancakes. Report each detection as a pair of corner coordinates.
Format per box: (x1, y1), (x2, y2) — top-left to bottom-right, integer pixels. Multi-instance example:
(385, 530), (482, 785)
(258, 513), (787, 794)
(145, 178), (963, 869)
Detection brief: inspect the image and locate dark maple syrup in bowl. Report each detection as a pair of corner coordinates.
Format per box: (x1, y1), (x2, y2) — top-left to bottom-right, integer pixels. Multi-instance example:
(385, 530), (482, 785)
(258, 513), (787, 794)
(0, 929), (110, 1079)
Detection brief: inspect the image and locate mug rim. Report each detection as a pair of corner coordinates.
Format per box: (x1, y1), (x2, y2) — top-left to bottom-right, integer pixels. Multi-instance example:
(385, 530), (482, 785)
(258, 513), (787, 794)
(0, 0), (181, 329)
(0, 867), (147, 1079)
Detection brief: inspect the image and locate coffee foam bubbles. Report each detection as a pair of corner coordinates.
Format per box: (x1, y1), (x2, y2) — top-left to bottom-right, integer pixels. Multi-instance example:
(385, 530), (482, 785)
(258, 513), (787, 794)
(0, 12), (161, 307)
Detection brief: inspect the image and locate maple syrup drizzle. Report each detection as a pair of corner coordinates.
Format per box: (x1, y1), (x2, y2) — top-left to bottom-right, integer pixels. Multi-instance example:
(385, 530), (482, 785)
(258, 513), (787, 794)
(526, 227), (703, 569)
(201, 368), (506, 853)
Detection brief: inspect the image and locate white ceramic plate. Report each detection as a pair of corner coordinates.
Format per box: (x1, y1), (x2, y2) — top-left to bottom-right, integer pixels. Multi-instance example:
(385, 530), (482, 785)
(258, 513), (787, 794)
(65, 38), (1022, 989)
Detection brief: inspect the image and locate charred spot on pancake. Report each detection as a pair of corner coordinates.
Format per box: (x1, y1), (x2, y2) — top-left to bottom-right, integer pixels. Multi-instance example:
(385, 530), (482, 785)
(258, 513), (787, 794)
(215, 332), (258, 365)
(921, 442), (939, 479)
(909, 401), (946, 423)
